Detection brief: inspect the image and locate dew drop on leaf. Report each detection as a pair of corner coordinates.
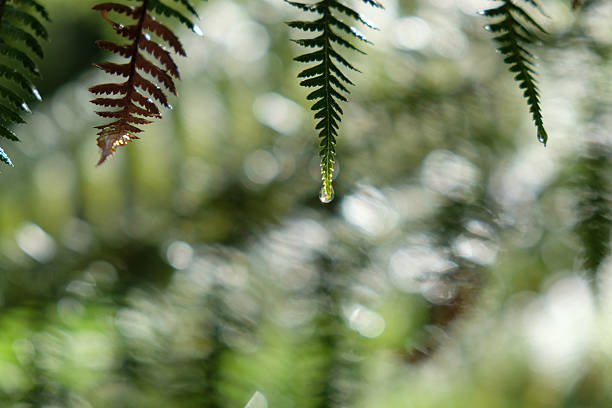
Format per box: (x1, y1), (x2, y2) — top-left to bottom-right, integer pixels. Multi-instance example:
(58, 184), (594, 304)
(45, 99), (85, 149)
(31, 88), (41, 101)
(319, 184), (335, 204)
(20, 102), (31, 113)
(0, 146), (12, 166)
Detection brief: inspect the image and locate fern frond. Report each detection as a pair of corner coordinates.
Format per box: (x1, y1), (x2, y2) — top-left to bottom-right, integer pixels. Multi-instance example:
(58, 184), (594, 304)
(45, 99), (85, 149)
(288, 0), (380, 203)
(0, 0), (48, 166)
(90, 0), (201, 164)
(574, 145), (611, 274)
(482, 0), (548, 145)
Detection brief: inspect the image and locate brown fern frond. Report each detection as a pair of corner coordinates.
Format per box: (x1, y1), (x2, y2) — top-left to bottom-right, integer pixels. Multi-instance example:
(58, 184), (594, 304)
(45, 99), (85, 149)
(90, 0), (199, 164)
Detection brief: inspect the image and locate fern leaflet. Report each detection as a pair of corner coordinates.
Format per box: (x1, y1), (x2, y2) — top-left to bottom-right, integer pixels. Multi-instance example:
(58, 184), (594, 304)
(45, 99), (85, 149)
(482, 0), (548, 145)
(90, 0), (201, 164)
(288, 0), (382, 203)
(0, 0), (47, 166)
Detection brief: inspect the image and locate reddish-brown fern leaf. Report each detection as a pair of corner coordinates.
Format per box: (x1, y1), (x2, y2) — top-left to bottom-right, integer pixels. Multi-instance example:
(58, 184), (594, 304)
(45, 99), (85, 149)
(90, 0), (200, 164)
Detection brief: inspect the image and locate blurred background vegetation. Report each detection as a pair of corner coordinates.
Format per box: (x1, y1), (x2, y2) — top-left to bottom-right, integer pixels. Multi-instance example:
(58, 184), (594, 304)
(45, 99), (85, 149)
(0, 0), (611, 406)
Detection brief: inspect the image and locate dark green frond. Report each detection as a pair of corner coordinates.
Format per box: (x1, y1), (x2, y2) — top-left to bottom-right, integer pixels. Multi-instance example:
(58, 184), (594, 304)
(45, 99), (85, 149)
(361, 0), (383, 8)
(291, 35), (325, 48)
(0, 85), (31, 112)
(9, 0), (50, 21)
(0, 124), (18, 141)
(574, 145), (612, 274)
(147, 0), (199, 32)
(168, 0), (198, 17)
(0, 43), (39, 76)
(329, 17), (371, 43)
(294, 49), (325, 63)
(0, 104), (26, 124)
(4, 5), (48, 38)
(328, 31), (365, 54)
(0, 0), (48, 166)
(0, 22), (44, 57)
(330, 3), (378, 30)
(287, 0), (380, 202)
(0, 65), (40, 100)
(482, 0), (548, 145)
(287, 1), (320, 13)
(287, 19), (325, 32)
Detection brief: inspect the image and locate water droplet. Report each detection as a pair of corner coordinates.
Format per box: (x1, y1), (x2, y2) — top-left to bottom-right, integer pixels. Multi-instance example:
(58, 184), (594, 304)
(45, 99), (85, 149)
(483, 25), (492, 32)
(20, 102), (31, 113)
(144, 32), (151, 41)
(537, 128), (547, 146)
(476, 10), (486, 15)
(319, 185), (335, 204)
(192, 24), (203, 36)
(31, 88), (41, 101)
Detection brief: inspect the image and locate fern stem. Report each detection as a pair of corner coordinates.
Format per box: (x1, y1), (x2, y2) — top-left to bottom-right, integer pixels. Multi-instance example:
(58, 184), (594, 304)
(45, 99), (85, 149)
(321, 0), (334, 202)
(124, 0), (149, 122)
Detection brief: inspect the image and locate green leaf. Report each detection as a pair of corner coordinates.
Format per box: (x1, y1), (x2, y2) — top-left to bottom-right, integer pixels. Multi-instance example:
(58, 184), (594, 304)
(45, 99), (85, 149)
(0, 85), (31, 112)
(0, 64), (39, 99)
(0, 23), (44, 58)
(0, 43), (40, 76)
(328, 31), (364, 54)
(9, 0), (50, 22)
(294, 50), (325, 63)
(286, 1), (321, 14)
(4, 5), (48, 38)
(168, 0), (199, 17)
(287, 19), (325, 32)
(0, 124), (18, 141)
(0, 104), (25, 124)
(330, 2), (378, 30)
(148, 0), (196, 31)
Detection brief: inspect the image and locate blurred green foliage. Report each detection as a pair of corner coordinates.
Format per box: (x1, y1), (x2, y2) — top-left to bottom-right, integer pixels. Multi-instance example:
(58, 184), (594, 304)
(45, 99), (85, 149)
(0, 0), (611, 407)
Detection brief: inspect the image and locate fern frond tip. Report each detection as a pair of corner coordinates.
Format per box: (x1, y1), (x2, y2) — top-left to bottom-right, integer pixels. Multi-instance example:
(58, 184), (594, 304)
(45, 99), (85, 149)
(484, 0), (548, 146)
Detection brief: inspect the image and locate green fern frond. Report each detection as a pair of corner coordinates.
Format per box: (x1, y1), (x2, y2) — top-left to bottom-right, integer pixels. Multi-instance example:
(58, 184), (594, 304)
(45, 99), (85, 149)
(288, 0), (380, 203)
(482, 0), (548, 145)
(0, 0), (48, 166)
(574, 145), (611, 274)
(147, 0), (200, 32)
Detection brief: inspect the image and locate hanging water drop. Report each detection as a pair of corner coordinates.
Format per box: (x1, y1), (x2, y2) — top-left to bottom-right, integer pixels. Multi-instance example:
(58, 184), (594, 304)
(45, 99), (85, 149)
(319, 185), (335, 204)
(537, 127), (547, 147)
(20, 102), (31, 113)
(476, 10), (486, 15)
